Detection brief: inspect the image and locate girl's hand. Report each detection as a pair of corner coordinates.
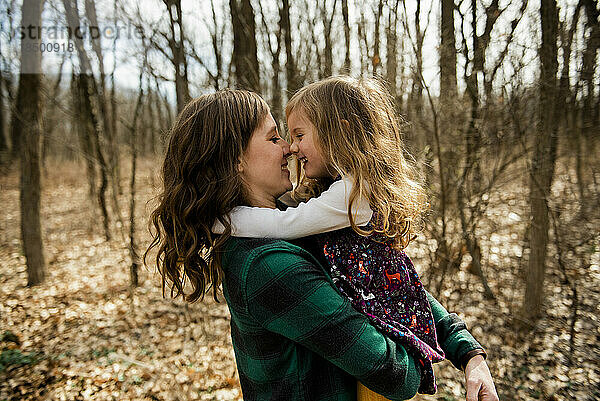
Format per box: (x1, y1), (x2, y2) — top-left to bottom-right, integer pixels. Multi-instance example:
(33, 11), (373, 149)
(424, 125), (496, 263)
(464, 355), (499, 401)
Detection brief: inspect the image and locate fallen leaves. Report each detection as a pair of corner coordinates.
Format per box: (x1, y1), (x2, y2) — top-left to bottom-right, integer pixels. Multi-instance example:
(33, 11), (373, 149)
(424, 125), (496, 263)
(1, 158), (598, 400)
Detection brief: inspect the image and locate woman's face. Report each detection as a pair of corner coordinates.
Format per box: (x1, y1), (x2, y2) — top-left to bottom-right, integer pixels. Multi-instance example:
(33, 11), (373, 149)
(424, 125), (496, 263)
(287, 108), (335, 179)
(239, 113), (292, 208)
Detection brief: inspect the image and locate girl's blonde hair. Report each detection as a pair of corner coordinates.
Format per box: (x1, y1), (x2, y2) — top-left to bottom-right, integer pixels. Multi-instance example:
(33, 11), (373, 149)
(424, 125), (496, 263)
(286, 76), (427, 249)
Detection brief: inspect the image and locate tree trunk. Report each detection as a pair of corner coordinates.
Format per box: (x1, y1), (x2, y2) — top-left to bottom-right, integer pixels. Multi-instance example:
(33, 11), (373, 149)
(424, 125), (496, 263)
(440, 0), (457, 102)
(146, 82), (157, 155)
(63, 0), (111, 241)
(386, 0), (399, 104)
(0, 76), (6, 158)
(164, 0), (190, 113)
(128, 72), (145, 288)
(13, 0), (46, 286)
(558, 1), (582, 205)
(230, 0), (260, 92)
(341, 0), (350, 73)
(82, 74), (111, 241)
(372, 0), (383, 75)
(357, 7), (369, 75)
(209, 0), (224, 90)
(71, 73), (97, 203)
(521, 0), (559, 323)
(259, 1), (282, 124)
(321, 0), (336, 78)
(86, 0), (122, 219)
(154, 80), (168, 150)
(581, 0), (599, 140)
(410, 1), (424, 119)
(311, 11), (324, 79)
(281, 0), (299, 95)
(41, 57), (65, 169)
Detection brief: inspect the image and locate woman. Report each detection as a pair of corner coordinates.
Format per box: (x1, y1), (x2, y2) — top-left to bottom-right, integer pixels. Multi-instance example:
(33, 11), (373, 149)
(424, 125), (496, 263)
(146, 89), (498, 400)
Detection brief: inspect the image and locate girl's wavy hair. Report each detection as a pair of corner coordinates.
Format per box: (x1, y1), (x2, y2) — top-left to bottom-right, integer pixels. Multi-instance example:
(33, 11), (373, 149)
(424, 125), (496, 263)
(286, 76), (427, 249)
(145, 89), (269, 302)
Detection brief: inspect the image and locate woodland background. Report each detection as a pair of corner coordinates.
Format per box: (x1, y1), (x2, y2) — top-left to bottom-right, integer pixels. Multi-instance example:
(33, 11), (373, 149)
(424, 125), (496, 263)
(0, 0), (599, 400)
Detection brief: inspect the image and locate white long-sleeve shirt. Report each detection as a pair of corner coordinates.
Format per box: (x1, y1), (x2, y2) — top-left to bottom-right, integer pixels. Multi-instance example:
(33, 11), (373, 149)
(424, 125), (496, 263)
(212, 177), (373, 239)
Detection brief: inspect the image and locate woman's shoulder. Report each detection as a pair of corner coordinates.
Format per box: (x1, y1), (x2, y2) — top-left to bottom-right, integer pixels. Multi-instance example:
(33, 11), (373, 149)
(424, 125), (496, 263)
(221, 237), (328, 305)
(224, 236), (304, 252)
(223, 237), (313, 269)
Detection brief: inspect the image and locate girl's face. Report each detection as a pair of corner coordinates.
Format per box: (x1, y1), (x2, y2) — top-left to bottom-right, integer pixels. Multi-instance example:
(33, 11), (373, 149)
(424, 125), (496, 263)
(287, 108), (336, 179)
(239, 113), (292, 208)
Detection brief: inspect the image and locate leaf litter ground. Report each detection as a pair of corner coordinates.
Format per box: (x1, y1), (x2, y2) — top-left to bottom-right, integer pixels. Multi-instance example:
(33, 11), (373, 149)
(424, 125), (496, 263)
(0, 159), (598, 400)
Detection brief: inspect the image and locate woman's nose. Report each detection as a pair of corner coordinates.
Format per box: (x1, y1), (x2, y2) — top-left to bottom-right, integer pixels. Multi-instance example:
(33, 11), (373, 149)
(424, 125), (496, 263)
(280, 138), (291, 156)
(290, 140), (298, 154)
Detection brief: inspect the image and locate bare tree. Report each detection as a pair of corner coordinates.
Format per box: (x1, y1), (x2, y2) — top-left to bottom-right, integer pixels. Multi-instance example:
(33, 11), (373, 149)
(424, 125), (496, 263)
(71, 72), (97, 203)
(372, 0), (384, 75)
(63, 0), (111, 241)
(86, 0), (123, 227)
(0, 75), (7, 160)
(557, 1), (584, 202)
(125, 67), (145, 288)
(440, 0), (457, 102)
(521, 0), (559, 322)
(127, 0), (191, 113)
(341, 0), (351, 73)
(191, 0), (227, 90)
(12, 0), (46, 285)
(281, 0), (300, 95)
(320, 0), (338, 77)
(165, 0), (190, 112)
(356, 3), (370, 75)
(580, 0), (599, 140)
(230, 0), (260, 92)
(0, 2), (16, 163)
(41, 55), (66, 168)
(385, 0), (400, 103)
(403, 0), (428, 119)
(258, 2), (283, 123)
(453, 0), (527, 298)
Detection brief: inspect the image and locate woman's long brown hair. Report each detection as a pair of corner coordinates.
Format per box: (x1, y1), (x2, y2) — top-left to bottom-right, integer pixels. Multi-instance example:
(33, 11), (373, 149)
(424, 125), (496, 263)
(145, 89), (269, 302)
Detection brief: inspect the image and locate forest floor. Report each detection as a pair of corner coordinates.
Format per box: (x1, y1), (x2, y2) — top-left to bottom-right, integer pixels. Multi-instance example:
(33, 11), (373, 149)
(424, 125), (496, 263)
(1, 158), (599, 401)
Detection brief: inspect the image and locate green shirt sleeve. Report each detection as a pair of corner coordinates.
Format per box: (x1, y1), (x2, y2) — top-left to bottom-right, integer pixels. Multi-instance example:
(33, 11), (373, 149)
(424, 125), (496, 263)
(244, 245), (422, 401)
(426, 291), (485, 370)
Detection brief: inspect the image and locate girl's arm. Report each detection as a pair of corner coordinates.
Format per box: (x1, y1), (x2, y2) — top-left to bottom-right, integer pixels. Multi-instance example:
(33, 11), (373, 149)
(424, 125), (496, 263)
(213, 177), (373, 239)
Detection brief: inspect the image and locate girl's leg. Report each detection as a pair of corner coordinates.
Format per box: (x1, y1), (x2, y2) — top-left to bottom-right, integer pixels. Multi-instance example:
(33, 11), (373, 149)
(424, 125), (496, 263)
(357, 382), (392, 401)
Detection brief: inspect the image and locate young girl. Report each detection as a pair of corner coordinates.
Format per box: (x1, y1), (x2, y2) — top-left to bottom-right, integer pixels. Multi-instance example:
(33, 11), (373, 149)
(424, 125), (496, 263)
(214, 76), (450, 398)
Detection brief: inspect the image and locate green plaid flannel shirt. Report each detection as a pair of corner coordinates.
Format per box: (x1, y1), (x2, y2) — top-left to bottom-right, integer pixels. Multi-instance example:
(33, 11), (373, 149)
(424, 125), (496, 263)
(221, 237), (483, 401)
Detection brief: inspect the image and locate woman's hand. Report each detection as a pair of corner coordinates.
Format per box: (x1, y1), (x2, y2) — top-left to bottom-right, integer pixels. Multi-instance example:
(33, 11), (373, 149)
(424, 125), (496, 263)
(464, 355), (499, 401)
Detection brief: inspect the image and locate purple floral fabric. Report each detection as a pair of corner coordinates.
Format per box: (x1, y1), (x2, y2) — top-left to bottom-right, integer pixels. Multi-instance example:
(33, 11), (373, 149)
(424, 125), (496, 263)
(317, 227), (445, 394)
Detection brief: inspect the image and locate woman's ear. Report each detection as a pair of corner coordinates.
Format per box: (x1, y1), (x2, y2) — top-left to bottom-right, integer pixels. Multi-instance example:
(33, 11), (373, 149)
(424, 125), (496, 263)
(237, 155), (245, 173)
(341, 119), (351, 132)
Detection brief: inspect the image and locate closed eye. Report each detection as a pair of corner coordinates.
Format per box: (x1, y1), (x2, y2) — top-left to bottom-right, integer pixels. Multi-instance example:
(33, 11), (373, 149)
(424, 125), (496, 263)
(270, 137), (280, 143)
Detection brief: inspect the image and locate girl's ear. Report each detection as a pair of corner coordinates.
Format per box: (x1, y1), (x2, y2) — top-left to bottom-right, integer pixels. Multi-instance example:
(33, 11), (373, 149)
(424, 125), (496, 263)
(237, 157), (245, 173)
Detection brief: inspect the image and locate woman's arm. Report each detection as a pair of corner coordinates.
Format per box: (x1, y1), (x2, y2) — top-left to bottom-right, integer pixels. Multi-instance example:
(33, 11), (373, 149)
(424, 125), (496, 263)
(426, 291), (499, 401)
(244, 244), (420, 400)
(426, 291), (486, 369)
(212, 177), (373, 239)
